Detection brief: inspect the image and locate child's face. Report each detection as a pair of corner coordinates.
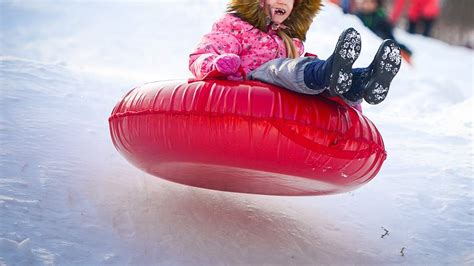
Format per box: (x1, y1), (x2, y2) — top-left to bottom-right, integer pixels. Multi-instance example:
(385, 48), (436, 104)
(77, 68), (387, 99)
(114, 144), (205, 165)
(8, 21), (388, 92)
(264, 0), (294, 24)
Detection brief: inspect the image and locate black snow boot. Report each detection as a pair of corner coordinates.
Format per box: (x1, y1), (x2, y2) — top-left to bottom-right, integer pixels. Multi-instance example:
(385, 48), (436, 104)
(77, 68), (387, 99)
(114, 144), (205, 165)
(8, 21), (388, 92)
(363, 39), (402, 105)
(328, 27), (362, 95)
(304, 28), (362, 95)
(341, 67), (371, 103)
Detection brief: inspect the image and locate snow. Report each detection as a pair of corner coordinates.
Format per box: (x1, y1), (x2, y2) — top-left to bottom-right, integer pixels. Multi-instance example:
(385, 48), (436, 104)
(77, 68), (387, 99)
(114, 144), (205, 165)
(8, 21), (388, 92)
(1, 0), (473, 265)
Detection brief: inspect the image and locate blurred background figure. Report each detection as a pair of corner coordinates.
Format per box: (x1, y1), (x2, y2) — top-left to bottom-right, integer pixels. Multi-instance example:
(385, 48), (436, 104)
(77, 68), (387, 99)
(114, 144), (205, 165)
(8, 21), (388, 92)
(329, 0), (355, 14)
(390, 0), (440, 37)
(330, 0), (473, 49)
(354, 0), (413, 63)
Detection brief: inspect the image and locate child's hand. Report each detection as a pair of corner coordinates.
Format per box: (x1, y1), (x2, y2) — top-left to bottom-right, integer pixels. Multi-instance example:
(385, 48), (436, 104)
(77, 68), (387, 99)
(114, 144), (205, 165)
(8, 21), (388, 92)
(214, 54), (241, 75)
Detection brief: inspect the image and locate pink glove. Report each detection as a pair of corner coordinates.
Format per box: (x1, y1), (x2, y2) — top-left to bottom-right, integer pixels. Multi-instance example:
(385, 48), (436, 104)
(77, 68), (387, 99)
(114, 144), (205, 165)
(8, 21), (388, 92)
(213, 54), (241, 75)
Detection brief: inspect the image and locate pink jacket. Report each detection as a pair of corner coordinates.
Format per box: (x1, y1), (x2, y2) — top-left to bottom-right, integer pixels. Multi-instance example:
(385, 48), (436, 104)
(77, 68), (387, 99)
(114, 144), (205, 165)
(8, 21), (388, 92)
(189, 14), (304, 80)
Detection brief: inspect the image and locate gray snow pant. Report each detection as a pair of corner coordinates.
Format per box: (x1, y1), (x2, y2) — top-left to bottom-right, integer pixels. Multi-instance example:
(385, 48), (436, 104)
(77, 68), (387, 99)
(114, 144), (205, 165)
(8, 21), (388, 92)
(248, 57), (326, 95)
(248, 57), (361, 106)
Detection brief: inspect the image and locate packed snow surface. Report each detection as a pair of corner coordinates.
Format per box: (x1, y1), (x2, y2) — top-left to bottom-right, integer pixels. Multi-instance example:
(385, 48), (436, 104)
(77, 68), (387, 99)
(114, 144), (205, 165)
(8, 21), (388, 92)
(1, 0), (473, 265)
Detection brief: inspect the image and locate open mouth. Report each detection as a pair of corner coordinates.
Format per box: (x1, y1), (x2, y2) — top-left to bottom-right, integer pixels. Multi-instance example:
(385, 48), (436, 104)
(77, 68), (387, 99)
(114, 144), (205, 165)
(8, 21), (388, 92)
(272, 8), (287, 16)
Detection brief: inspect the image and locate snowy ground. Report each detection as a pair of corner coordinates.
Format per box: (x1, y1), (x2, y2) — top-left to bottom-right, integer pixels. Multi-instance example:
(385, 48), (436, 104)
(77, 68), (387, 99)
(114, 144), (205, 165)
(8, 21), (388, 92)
(1, 0), (473, 265)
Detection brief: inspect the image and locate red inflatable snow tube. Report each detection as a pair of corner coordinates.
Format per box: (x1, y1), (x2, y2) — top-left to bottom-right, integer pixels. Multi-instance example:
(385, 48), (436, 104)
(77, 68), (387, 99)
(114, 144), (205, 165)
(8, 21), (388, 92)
(109, 80), (386, 196)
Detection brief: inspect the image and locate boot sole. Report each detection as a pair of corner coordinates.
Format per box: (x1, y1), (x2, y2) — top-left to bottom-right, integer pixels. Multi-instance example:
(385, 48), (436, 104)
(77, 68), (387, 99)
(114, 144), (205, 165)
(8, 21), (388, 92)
(364, 40), (402, 105)
(329, 28), (362, 95)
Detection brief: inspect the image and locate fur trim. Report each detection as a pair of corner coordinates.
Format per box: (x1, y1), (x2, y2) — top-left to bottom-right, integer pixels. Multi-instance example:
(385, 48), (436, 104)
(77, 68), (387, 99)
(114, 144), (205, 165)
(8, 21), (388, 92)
(227, 0), (322, 41)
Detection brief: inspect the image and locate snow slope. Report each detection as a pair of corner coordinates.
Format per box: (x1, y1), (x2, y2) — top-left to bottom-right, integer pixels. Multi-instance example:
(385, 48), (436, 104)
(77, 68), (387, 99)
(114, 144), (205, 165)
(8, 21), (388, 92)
(1, 0), (473, 265)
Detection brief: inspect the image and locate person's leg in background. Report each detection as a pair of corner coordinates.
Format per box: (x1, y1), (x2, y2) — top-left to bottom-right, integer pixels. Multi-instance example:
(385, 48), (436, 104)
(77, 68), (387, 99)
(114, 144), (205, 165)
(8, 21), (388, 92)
(408, 19), (418, 34)
(422, 17), (435, 37)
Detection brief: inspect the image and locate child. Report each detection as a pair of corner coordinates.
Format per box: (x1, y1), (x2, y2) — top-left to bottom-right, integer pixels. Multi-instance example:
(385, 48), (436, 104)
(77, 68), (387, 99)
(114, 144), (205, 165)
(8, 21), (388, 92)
(189, 0), (401, 105)
(355, 0), (413, 61)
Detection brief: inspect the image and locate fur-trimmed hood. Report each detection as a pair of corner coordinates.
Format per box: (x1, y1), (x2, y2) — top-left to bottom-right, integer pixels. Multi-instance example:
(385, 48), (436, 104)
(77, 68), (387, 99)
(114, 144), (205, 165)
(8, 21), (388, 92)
(227, 0), (322, 41)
